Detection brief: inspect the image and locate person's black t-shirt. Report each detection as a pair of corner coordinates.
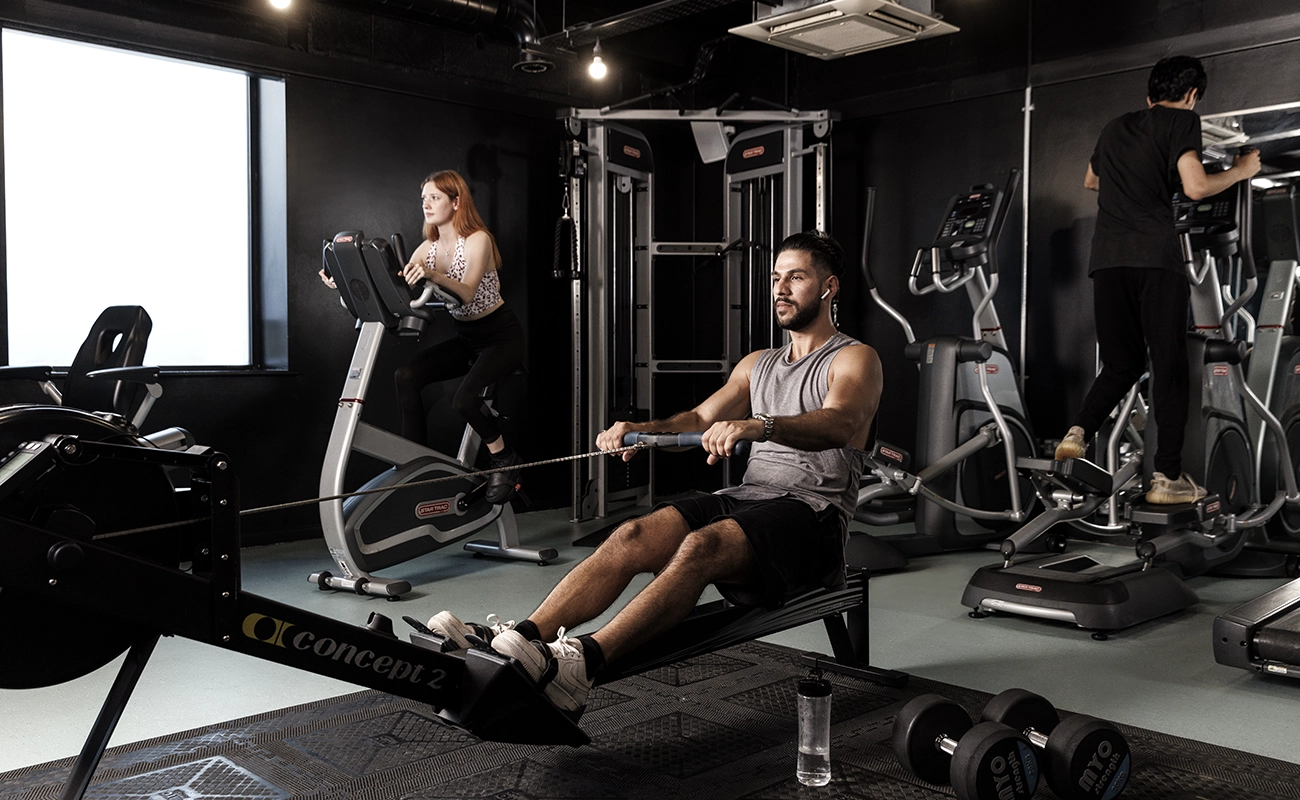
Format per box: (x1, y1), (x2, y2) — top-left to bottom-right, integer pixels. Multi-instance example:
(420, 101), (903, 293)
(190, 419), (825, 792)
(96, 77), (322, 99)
(1088, 105), (1202, 275)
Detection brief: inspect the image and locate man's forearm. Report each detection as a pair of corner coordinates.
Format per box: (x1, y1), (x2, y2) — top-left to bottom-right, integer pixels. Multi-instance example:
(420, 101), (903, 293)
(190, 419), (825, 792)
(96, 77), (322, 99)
(630, 410), (707, 433)
(763, 408), (855, 451)
(1199, 167), (1248, 199)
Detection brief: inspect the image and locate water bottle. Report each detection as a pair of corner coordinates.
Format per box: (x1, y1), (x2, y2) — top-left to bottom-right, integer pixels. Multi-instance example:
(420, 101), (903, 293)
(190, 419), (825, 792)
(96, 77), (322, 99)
(796, 675), (832, 786)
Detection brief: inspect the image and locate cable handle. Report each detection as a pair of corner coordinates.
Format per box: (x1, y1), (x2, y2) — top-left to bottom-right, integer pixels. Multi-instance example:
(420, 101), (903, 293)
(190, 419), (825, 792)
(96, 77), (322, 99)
(622, 431), (751, 456)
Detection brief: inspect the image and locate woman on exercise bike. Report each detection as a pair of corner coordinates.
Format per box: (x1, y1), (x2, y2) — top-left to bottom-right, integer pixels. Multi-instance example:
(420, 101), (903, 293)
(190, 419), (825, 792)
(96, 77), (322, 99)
(322, 169), (525, 504)
(399, 169), (525, 504)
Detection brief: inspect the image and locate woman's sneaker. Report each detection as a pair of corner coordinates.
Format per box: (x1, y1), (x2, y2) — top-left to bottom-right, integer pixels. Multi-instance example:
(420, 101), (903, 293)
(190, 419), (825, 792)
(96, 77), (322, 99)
(1054, 426), (1086, 460)
(1146, 472), (1208, 505)
(485, 447), (522, 505)
(426, 611), (515, 650)
(491, 628), (592, 717)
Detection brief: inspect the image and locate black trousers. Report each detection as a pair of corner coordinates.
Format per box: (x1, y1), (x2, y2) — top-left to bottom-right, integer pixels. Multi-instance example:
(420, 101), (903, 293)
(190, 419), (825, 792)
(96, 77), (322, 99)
(1072, 267), (1189, 477)
(395, 306), (525, 445)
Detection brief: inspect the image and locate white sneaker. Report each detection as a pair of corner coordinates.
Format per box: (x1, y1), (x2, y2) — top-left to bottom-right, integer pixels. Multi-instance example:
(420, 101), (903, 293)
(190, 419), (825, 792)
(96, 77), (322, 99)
(1146, 472), (1209, 505)
(426, 611), (515, 650)
(491, 628), (592, 715)
(1054, 426), (1086, 460)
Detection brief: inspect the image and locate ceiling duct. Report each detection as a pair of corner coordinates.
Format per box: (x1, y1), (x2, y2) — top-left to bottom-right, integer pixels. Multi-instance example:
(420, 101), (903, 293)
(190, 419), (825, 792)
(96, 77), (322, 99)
(363, 0), (553, 72)
(728, 0), (958, 60)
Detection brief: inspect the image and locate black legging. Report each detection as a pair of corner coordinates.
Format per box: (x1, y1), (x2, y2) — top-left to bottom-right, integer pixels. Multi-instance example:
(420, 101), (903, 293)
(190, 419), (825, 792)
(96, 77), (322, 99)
(395, 306), (525, 445)
(1072, 267), (1189, 477)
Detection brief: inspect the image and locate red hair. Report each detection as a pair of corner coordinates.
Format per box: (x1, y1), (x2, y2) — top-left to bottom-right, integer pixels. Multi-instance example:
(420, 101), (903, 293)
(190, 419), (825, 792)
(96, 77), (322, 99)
(421, 170), (501, 268)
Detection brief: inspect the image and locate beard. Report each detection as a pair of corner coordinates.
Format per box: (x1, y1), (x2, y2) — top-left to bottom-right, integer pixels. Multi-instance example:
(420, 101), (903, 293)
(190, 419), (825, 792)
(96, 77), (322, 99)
(775, 295), (822, 332)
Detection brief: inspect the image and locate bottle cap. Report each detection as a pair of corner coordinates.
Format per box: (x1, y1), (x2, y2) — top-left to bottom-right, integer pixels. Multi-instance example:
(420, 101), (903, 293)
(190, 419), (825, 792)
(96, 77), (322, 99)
(797, 677), (832, 698)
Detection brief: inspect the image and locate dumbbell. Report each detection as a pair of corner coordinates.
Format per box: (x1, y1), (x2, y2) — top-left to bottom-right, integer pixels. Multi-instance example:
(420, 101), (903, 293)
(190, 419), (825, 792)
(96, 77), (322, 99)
(982, 689), (1131, 800)
(892, 694), (1040, 800)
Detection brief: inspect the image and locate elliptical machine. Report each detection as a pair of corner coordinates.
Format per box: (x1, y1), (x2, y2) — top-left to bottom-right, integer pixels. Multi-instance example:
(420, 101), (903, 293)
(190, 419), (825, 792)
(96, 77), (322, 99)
(308, 231), (555, 600)
(856, 170), (1037, 558)
(961, 180), (1300, 636)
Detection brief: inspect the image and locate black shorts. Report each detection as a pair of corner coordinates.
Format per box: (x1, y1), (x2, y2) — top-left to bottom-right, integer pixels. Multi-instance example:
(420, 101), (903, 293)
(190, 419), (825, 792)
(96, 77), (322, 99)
(660, 493), (845, 609)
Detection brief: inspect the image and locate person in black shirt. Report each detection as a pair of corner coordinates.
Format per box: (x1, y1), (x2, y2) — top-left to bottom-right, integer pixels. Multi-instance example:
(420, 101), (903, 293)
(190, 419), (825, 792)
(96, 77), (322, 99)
(1054, 55), (1260, 504)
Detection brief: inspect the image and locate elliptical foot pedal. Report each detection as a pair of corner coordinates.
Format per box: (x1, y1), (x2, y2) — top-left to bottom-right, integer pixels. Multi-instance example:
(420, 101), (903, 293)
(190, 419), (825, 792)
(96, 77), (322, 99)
(1016, 456), (1112, 496)
(1126, 494), (1221, 526)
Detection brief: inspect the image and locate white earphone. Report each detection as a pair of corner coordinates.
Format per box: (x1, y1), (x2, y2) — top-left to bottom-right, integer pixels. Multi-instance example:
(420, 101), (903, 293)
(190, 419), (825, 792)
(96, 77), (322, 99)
(820, 288), (831, 299)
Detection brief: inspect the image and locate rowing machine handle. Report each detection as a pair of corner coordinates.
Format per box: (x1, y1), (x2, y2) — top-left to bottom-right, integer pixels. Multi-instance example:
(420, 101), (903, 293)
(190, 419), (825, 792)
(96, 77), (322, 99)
(622, 431), (751, 456)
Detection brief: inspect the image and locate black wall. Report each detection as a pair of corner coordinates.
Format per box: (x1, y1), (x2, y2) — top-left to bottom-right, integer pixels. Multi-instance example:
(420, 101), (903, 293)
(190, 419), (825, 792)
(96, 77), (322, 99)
(5, 0), (1300, 542)
(831, 92), (1027, 453)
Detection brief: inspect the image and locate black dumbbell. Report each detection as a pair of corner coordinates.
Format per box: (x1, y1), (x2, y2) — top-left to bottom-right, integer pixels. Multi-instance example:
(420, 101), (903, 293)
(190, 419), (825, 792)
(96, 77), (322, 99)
(892, 694), (1040, 800)
(982, 689), (1132, 800)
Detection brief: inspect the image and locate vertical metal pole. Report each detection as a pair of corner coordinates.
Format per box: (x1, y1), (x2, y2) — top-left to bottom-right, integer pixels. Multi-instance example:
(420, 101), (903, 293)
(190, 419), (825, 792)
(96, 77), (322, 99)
(814, 143), (828, 234)
(589, 124), (610, 519)
(768, 173), (780, 348)
(639, 175), (655, 504)
(569, 163), (585, 519)
(746, 181), (757, 353)
(1019, 71), (1034, 400)
(626, 180), (637, 413)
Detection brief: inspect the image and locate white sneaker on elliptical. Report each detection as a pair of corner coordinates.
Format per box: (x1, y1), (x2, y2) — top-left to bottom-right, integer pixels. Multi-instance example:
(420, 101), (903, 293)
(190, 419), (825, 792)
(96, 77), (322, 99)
(1054, 426), (1086, 460)
(491, 627), (592, 716)
(1145, 472), (1208, 505)
(426, 611), (516, 650)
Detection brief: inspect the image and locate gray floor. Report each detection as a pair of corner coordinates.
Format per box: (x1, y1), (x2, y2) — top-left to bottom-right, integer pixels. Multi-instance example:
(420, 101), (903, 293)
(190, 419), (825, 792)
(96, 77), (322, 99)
(2, 507), (1299, 774)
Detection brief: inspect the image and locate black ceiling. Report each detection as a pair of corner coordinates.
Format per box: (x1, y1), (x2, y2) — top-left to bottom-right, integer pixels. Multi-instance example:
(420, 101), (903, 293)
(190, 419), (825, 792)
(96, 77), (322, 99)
(14, 0), (1300, 117)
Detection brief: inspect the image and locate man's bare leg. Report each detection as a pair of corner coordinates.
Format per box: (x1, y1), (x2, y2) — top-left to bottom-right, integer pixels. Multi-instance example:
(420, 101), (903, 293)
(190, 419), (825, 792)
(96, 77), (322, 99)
(591, 518), (760, 662)
(527, 506), (693, 640)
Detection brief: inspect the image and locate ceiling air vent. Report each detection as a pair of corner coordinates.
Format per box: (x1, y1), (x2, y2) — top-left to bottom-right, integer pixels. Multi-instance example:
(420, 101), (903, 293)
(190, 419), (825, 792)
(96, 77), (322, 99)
(729, 0), (958, 60)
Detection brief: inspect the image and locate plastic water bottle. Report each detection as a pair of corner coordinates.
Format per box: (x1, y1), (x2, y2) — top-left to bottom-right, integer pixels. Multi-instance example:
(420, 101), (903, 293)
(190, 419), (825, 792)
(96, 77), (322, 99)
(796, 676), (832, 786)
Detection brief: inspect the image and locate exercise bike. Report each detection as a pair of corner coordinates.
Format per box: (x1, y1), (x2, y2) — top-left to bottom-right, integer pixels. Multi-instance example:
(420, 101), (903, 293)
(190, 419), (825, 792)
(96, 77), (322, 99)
(855, 171), (1037, 560)
(309, 231), (555, 600)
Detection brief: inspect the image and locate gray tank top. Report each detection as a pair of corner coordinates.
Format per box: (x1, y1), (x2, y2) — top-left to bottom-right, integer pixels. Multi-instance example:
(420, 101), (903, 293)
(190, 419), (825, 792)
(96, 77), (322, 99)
(717, 331), (869, 533)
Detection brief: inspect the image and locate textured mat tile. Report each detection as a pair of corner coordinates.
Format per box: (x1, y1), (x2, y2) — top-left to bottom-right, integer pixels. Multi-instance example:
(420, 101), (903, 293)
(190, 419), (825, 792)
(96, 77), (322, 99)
(4, 641), (1299, 800)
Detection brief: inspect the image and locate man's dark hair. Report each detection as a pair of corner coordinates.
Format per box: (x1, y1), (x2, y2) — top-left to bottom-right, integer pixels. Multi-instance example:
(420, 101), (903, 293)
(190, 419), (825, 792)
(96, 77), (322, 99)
(775, 230), (845, 279)
(1148, 56), (1207, 104)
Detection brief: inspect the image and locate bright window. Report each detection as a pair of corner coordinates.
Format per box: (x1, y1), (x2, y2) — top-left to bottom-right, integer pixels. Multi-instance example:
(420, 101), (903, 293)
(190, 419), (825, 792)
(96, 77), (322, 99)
(3, 29), (251, 366)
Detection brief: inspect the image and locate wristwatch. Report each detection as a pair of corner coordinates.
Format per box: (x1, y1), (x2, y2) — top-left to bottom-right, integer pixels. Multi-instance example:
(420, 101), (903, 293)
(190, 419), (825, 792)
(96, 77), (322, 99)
(754, 413), (775, 443)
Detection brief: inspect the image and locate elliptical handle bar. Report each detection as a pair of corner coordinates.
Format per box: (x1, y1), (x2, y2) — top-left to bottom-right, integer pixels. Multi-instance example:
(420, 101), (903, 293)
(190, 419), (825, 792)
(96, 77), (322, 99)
(622, 431), (750, 457)
(984, 168), (1022, 276)
(1219, 180), (1259, 333)
(860, 187), (878, 291)
(861, 186), (918, 343)
(1236, 165), (1258, 282)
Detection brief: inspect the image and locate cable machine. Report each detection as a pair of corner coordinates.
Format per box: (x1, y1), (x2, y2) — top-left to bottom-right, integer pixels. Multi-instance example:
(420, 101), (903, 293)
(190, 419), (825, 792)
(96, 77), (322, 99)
(559, 107), (834, 521)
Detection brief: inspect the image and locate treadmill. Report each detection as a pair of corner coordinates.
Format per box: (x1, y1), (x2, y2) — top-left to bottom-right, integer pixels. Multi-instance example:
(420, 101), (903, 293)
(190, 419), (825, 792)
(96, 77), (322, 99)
(1215, 578), (1300, 678)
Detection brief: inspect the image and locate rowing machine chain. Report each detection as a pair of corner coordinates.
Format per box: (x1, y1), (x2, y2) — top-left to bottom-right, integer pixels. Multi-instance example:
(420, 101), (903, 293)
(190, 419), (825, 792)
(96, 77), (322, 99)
(90, 442), (648, 541)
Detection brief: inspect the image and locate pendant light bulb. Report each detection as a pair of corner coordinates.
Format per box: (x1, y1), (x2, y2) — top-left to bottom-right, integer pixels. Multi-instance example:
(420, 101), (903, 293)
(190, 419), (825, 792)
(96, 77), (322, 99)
(589, 39), (607, 80)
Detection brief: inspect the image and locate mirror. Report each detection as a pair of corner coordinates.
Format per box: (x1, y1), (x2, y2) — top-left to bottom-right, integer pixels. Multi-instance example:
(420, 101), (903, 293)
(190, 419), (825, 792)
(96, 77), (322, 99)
(1201, 102), (1300, 267)
(1201, 101), (1300, 185)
